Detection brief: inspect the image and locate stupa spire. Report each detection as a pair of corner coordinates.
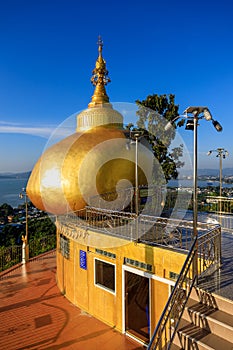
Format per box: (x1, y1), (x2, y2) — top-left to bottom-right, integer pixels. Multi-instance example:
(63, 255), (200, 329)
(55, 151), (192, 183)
(88, 36), (111, 108)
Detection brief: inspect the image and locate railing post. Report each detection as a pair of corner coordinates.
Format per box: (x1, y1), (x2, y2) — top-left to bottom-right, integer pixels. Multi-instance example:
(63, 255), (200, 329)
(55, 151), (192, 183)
(22, 240), (29, 264)
(218, 226), (222, 266)
(22, 241), (25, 264)
(193, 245), (198, 285)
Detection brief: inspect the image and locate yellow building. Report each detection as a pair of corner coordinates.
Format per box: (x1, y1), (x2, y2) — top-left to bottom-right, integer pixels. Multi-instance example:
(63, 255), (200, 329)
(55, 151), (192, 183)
(27, 38), (192, 346)
(56, 218), (188, 345)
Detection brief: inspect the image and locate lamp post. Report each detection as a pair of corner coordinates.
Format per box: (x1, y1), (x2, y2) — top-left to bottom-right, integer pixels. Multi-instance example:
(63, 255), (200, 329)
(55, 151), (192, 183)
(166, 106), (222, 277)
(128, 130), (144, 216)
(207, 148), (229, 198)
(207, 148), (228, 220)
(128, 130), (144, 241)
(19, 188), (29, 263)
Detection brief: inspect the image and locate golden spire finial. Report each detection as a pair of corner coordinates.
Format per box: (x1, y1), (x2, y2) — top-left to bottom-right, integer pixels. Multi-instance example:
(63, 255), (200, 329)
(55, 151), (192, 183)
(88, 36), (111, 108)
(97, 35), (103, 56)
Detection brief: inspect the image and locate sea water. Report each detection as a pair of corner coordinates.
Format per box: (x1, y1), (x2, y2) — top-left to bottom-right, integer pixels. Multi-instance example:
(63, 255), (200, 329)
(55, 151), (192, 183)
(0, 177), (232, 208)
(0, 178), (29, 208)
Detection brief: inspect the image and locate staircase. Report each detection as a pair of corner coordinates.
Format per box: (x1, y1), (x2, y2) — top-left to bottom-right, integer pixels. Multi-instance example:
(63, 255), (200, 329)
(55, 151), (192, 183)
(172, 287), (233, 349)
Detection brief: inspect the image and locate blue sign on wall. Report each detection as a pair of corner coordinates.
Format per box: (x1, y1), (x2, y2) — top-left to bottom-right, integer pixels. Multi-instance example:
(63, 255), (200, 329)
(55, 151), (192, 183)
(80, 250), (87, 270)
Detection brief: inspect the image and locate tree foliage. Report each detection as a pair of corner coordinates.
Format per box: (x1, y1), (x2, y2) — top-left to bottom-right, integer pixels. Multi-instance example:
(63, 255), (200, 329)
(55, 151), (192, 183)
(135, 94), (184, 182)
(28, 216), (56, 240)
(0, 203), (14, 219)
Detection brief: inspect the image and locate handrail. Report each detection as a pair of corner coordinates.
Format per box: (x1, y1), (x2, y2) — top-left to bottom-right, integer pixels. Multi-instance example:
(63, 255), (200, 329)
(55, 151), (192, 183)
(204, 196), (233, 215)
(147, 238), (197, 350)
(58, 207), (215, 251)
(147, 223), (221, 350)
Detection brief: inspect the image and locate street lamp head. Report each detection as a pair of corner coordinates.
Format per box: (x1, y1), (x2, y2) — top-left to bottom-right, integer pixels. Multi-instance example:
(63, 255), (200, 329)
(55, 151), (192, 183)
(184, 106), (208, 115)
(203, 108), (212, 121)
(212, 120), (223, 132)
(130, 130), (144, 140)
(185, 119), (194, 130)
(207, 147), (229, 158)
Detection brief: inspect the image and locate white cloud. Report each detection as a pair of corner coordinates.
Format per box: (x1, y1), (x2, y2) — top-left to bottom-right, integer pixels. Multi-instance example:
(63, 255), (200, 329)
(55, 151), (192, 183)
(0, 120), (76, 140)
(0, 121), (57, 138)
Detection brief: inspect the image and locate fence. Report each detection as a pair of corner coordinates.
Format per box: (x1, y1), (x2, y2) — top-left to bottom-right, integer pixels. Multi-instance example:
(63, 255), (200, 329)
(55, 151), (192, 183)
(0, 245), (22, 272)
(203, 196), (233, 215)
(0, 234), (56, 273)
(59, 206), (218, 252)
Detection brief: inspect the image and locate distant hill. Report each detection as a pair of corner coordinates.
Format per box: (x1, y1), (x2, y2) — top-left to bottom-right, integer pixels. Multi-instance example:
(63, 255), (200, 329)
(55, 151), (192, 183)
(198, 168), (233, 176)
(0, 171), (31, 179)
(177, 168), (233, 178)
(0, 168), (232, 180)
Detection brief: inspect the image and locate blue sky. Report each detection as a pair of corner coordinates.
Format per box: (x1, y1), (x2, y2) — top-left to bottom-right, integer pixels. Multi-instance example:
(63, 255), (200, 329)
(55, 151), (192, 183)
(0, 0), (233, 172)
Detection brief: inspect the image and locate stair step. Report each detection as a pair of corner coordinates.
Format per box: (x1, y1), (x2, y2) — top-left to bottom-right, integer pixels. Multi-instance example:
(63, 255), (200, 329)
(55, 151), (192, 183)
(176, 319), (233, 350)
(183, 298), (233, 339)
(169, 344), (181, 350)
(190, 287), (233, 315)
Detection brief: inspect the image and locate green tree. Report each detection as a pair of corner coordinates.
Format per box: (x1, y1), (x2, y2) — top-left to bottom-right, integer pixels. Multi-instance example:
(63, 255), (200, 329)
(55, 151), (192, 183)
(0, 224), (23, 246)
(28, 216), (56, 240)
(0, 203), (14, 215)
(135, 94), (184, 182)
(0, 203), (14, 223)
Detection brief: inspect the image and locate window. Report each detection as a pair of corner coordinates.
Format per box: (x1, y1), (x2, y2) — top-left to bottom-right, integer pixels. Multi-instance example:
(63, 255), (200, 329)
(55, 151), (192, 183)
(60, 234), (70, 259)
(95, 258), (116, 293)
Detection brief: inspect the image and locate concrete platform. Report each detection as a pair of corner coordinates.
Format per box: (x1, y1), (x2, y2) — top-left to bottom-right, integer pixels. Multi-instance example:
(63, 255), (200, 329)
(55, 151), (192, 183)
(0, 251), (145, 350)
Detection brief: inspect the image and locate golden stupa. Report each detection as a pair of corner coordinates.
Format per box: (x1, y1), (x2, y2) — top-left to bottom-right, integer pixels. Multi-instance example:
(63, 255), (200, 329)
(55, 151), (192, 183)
(26, 38), (152, 215)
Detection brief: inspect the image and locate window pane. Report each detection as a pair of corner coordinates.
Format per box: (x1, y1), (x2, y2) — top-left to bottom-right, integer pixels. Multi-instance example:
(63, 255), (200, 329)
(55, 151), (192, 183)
(60, 234), (70, 259)
(95, 259), (115, 292)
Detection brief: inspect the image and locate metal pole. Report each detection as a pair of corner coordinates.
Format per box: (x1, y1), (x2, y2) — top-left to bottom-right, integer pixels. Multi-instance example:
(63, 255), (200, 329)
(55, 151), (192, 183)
(193, 115), (198, 278)
(25, 194), (28, 244)
(193, 116), (198, 240)
(135, 136), (139, 242)
(219, 150), (223, 220)
(135, 136), (139, 217)
(219, 150), (223, 198)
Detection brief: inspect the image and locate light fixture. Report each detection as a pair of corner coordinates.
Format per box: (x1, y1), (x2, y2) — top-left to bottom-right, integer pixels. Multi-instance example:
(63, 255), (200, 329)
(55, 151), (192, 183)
(203, 108), (212, 121)
(185, 119), (194, 130)
(212, 120), (223, 132)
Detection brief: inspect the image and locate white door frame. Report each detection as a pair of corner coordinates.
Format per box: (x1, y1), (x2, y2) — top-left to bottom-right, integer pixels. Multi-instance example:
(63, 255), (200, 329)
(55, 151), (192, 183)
(122, 264), (175, 343)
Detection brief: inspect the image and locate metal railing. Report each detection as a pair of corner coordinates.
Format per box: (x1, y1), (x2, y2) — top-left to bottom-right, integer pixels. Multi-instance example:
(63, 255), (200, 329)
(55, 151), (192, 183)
(198, 196), (233, 233)
(0, 234), (56, 273)
(88, 185), (167, 213)
(0, 245), (22, 272)
(58, 206), (218, 252)
(147, 224), (221, 350)
(147, 239), (197, 350)
(203, 196), (233, 215)
(198, 225), (221, 275)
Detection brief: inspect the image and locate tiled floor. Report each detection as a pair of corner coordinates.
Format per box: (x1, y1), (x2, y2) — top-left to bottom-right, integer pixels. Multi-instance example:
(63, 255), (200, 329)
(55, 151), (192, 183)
(0, 252), (145, 350)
